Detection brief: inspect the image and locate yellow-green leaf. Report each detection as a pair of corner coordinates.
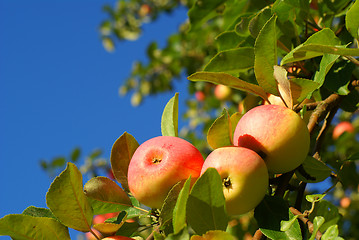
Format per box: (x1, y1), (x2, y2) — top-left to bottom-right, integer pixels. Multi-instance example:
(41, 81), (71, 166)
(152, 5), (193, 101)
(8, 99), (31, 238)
(0, 214), (71, 240)
(110, 132), (139, 193)
(207, 109), (232, 149)
(161, 93), (179, 137)
(188, 72), (268, 101)
(84, 176), (132, 215)
(46, 162), (93, 232)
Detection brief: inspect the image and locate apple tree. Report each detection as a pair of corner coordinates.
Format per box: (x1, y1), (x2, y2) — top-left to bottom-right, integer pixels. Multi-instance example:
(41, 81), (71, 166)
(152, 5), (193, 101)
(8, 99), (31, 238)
(1, 0), (359, 239)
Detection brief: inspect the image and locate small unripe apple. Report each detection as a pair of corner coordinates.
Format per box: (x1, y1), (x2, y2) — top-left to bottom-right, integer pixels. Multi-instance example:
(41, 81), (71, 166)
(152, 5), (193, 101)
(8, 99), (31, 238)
(200, 147), (268, 216)
(102, 236), (135, 240)
(214, 84), (231, 100)
(233, 105), (310, 174)
(128, 136), (204, 209)
(332, 121), (355, 140)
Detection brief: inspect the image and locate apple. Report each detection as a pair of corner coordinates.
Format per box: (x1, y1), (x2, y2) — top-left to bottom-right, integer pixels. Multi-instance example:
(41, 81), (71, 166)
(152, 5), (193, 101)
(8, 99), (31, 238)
(92, 212), (119, 225)
(195, 91), (205, 101)
(233, 105), (310, 174)
(102, 236), (135, 240)
(340, 196), (351, 208)
(200, 147), (268, 215)
(85, 229), (102, 240)
(127, 136), (204, 209)
(332, 121), (355, 140)
(214, 84), (231, 100)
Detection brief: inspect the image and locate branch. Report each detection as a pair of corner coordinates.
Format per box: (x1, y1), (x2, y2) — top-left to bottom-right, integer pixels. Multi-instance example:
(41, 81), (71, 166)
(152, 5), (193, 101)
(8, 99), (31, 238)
(290, 207), (323, 239)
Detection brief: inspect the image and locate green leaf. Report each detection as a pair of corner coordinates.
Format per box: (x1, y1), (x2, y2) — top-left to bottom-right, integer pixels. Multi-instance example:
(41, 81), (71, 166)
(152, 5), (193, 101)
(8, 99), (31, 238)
(84, 176), (132, 215)
(0, 214), (71, 240)
(215, 31), (245, 51)
(254, 195), (302, 240)
(207, 109), (232, 149)
(166, 226), (190, 240)
(313, 54), (340, 90)
(347, 152), (359, 161)
(173, 177), (192, 234)
(321, 225), (341, 240)
(248, 7), (272, 38)
(160, 181), (183, 235)
(309, 216), (325, 240)
(70, 147), (81, 162)
(188, 72), (268, 101)
(295, 156), (332, 183)
(281, 28), (340, 65)
(280, 215), (299, 232)
(186, 168), (228, 235)
(115, 221), (140, 237)
(289, 78), (320, 103)
(310, 200), (340, 233)
(204, 47), (255, 74)
(110, 132), (139, 193)
(46, 162), (93, 232)
(188, 0), (226, 31)
(345, 0), (359, 39)
(254, 15), (279, 95)
(324, 60), (355, 95)
(22, 206), (56, 219)
(191, 230), (236, 240)
(306, 194), (326, 203)
(161, 93), (179, 137)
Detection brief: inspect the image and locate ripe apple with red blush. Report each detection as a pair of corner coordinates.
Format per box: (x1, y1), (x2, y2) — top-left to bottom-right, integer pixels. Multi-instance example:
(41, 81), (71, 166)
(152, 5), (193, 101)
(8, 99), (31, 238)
(233, 104), (310, 174)
(127, 136), (204, 209)
(200, 147), (268, 215)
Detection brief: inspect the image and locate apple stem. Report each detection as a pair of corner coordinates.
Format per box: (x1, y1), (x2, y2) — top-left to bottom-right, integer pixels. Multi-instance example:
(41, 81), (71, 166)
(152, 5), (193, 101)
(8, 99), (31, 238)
(90, 228), (101, 240)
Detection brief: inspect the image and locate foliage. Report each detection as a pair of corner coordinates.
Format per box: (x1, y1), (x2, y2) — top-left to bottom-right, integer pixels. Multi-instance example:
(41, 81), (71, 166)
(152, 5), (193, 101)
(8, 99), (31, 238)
(2, 0), (359, 239)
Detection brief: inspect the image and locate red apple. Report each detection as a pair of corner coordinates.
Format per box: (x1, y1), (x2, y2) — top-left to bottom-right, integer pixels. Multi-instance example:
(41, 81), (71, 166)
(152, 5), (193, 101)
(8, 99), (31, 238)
(92, 212), (118, 225)
(340, 196), (351, 208)
(102, 236), (135, 240)
(214, 84), (232, 100)
(233, 105), (310, 174)
(332, 121), (355, 140)
(200, 147), (268, 215)
(127, 136), (204, 209)
(195, 91), (205, 101)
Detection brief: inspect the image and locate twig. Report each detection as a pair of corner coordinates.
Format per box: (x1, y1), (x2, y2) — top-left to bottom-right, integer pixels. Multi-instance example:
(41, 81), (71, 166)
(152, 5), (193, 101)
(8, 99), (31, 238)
(253, 229), (265, 240)
(290, 207), (323, 239)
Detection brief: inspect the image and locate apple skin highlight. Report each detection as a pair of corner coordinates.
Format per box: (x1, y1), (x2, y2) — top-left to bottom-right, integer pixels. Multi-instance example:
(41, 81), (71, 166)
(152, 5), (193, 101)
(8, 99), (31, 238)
(128, 136), (204, 209)
(233, 105), (310, 174)
(201, 147), (268, 216)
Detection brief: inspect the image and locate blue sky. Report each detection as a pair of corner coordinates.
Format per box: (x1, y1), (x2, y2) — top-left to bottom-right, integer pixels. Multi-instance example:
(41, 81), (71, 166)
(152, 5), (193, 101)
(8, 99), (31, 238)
(0, 1), (188, 238)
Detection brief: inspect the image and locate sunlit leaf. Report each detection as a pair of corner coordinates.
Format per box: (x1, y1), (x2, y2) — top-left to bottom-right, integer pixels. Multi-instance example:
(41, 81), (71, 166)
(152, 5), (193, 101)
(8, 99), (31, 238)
(46, 162), (93, 232)
(273, 65), (292, 108)
(94, 222), (124, 236)
(207, 109), (232, 149)
(188, 72), (268, 101)
(306, 194), (326, 203)
(310, 200), (340, 233)
(22, 206), (56, 219)
(345, 0), (359, 39)
(186, 168), (228, 235)
(191, 230), (235, 240)
(0, 214), (70, 240)
(84, 176), (132, 215)
(309, 216), (325, 240)
(321, 225), (341, 240)
(289, 78), (320, 103)
(173, 177), (192, 234)
(110, 132), (139, 193)
(254, 15), (279, 95)
(161, 93), (179, 137)
(204, 47), (254, 74)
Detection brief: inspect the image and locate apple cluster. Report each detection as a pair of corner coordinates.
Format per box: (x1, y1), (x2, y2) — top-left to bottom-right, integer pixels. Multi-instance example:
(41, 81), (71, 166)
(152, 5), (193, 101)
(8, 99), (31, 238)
(127, 104), (310, 216)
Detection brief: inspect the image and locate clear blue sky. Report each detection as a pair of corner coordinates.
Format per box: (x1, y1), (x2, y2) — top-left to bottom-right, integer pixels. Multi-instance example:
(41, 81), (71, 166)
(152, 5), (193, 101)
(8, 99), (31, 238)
(0, 1), (188, 239)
